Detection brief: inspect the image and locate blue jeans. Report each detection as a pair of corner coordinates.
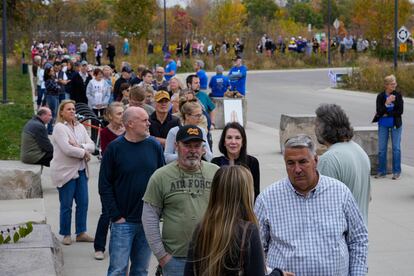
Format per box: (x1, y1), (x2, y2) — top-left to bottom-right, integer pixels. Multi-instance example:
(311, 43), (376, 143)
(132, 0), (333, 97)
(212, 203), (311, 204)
(46, 94), (59, 134)
(94, 202), (110, 252)
(162, 257), (186, 276)
(57, 170), (88, 236)
(37, 86), (46, 107)
(378, 125), (402, 174)
(108, 222), (151, 276)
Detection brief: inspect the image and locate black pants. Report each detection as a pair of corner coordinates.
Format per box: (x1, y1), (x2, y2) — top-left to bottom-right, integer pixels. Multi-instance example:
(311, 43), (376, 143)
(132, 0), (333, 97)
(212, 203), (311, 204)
(96, 55), (101, 66)
(81, 52), (87, 61)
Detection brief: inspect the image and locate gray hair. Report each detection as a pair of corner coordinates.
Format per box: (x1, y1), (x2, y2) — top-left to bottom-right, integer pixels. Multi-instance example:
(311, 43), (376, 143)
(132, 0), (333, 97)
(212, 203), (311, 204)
(315, 103), (353, 145)
(215, 65), (224, 73)
(195, 59), (204, 68)
(284, 134), (316, 155)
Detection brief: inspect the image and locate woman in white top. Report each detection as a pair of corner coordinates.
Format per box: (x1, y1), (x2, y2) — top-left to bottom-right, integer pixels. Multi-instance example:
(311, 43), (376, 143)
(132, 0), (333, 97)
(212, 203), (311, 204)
(164, 100), (212, 163)
(86, 68), (111, 143)
(50, 100), (95, 245)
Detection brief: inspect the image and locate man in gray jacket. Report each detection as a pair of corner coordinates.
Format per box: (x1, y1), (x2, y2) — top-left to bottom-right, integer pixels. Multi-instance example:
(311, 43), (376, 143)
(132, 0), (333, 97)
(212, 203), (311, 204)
(20, 107), (53, 166)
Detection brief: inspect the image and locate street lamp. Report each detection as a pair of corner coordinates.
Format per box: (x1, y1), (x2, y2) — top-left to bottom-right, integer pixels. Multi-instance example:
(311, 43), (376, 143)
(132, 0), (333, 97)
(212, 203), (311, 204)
(394, 0), (398, 69)
(2, 0), (7, 104)
(163, 0), (168, 53)
(327, 0), (331, 66)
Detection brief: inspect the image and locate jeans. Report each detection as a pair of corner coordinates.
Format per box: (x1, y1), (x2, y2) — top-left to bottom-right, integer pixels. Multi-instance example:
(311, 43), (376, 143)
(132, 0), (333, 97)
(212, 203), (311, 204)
(37, 86), (46, 107)
(46, 94), (59, 134)
(162, 257), (186, 276)
(94, 202), (110, 252)
(378, 125), (402, 175)
(108, 222), (151, 276)
(57, 170), (88, 236)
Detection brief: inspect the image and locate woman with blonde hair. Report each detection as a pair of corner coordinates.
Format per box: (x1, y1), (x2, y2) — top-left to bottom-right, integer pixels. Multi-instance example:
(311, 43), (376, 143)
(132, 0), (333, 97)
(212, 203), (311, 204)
(184, 165), (289, 276)
(164, 100), (212, 163)
(372, 74), (404, 179)
(50, 100), (95, 246)
(168, 76), (184, 97)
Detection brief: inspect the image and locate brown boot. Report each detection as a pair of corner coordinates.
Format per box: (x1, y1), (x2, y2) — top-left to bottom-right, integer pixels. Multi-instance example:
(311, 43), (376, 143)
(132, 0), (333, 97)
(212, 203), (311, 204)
(76, 232), (94, 242)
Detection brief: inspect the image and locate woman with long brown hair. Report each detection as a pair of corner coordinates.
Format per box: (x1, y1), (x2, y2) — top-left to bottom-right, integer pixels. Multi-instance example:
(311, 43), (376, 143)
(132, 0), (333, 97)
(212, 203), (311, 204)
(184, 166), (290, 276)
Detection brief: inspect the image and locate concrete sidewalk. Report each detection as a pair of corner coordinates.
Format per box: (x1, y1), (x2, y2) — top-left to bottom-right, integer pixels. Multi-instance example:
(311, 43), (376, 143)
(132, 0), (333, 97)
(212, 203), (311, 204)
(40, 121), (414, 276)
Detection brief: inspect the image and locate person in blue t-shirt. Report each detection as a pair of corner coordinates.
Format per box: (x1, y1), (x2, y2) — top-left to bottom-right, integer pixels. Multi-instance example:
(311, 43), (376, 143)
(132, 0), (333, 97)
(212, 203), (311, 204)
(372, 74), (404, 180)
(164, 53), (177, 81)
(228, 56), (247, 95)
(209, 65), (230, 97)
(194, 59), (208, 90)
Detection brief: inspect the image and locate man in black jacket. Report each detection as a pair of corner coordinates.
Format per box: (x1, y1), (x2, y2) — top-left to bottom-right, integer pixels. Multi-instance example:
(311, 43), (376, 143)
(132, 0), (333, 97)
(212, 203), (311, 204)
(21, 107), (54, 166)
(70, 61), (91, 104)
(106, 42), (116, 65)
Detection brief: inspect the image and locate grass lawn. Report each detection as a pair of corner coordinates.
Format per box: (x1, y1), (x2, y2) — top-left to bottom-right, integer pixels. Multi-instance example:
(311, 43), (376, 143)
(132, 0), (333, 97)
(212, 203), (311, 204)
(0, 65), (34, 159)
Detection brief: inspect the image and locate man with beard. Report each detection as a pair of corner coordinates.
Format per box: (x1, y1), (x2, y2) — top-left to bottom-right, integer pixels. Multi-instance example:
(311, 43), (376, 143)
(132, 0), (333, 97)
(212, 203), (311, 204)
(143, 125), (219, 276)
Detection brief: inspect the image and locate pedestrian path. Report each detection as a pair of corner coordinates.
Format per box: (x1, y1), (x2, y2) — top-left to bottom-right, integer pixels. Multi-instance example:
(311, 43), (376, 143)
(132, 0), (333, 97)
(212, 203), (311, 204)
(40, 121), (414, 276)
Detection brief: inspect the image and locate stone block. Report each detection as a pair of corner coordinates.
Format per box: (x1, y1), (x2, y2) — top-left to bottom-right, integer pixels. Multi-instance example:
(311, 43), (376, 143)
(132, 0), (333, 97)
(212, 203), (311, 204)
(0, 160), (42, 200)
(279, 114), (392, 175)
(212, 97), (247, 129)
(353, 126), (393, 175)
(0, 198), (46, 225)
(0, 224), (63, 275)
(279, 114), (327, 154)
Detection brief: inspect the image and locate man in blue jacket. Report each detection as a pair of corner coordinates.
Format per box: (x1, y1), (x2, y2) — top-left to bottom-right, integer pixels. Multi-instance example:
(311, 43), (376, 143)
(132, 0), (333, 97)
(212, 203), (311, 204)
(228, 56), (247, 95)
(209, 65), (230, 97)
(99, 106), (165, 275)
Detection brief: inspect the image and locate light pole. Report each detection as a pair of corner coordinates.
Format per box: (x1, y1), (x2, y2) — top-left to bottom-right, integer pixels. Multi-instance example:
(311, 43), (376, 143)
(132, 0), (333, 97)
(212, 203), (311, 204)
(2, 0), (7, 104)
(394, 0), (398, 69)
(327, 0), (331, 66)
(163, 0), (168, 53)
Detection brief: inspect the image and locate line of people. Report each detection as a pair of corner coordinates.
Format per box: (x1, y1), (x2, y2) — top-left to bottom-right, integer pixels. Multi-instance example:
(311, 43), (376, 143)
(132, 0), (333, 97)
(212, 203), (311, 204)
(22, 51), (403, 275)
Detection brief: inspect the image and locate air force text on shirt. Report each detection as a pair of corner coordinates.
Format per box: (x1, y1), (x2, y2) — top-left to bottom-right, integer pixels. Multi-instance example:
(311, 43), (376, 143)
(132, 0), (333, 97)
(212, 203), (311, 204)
(169, 177), (212, 193)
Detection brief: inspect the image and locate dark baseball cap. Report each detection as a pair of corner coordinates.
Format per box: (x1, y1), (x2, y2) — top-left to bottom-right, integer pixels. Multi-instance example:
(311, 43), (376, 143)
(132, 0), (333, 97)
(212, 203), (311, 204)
(121, 66), (132, 73)
(176, 125), (205, 143)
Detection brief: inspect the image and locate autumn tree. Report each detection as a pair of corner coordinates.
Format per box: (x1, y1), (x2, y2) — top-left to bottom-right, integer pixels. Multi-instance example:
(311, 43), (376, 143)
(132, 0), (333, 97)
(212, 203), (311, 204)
(289, 2), (323, 29)
(243, 0), (278, 34)
(112, 0), (156, 39)
(351, 0), (412, 46)
(205, 0), (248, 41)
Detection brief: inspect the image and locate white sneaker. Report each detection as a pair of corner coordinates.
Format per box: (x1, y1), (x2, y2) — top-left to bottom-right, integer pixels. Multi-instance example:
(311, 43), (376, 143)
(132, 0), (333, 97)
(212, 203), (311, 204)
(94, 251), (105, 260)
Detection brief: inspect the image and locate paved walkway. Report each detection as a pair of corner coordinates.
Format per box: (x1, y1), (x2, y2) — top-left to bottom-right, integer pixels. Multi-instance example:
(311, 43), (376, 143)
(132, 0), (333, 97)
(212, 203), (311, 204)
(41, 121), (414, 276)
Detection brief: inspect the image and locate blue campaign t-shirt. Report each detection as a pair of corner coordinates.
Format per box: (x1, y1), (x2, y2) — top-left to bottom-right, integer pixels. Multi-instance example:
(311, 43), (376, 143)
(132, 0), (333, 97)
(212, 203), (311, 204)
(379, 94), (394, 127)
(165, 60), (177, 81)
(209, 74), (230, 97)
(197, 69), (208, 90)
(228, 65), (247, 95)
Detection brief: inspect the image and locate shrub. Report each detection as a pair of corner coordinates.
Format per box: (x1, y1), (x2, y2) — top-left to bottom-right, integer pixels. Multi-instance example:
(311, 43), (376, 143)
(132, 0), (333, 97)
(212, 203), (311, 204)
(342, 60), (414, 97)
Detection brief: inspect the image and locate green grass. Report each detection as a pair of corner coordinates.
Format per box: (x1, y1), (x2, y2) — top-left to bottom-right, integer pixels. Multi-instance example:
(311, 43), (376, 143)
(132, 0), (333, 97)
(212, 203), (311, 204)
(0, 65), (34, 159)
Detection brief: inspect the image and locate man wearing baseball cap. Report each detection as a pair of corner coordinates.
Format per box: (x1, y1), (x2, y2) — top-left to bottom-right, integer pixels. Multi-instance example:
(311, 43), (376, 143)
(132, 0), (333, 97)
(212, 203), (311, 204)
(143, 125), (219, 276)
(149, 90), (180, 148)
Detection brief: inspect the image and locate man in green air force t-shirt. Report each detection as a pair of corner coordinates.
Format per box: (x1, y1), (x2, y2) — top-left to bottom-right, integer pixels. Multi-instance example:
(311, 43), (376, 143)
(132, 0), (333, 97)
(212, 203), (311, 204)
(142, 125), (219, 276)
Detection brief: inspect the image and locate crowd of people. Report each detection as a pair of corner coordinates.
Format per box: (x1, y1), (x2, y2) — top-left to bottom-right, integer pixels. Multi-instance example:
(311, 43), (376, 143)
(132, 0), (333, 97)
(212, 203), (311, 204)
(256, 33), (377, 58)
(20, 37), (405, 276)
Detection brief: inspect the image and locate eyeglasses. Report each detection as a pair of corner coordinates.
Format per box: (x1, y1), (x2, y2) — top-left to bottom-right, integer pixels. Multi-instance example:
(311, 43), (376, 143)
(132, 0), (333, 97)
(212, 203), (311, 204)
(156, 71), (164, 74)
(188, 113), (203, 119)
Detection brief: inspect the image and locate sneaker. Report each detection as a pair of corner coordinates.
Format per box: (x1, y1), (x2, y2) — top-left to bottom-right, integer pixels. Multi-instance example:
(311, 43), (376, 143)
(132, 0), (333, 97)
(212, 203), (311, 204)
(374, 173), (386, 179)
(392, 174), (401, 180)
(62, 235), (72, 245)
(94, 251), (105, 260)
(76, 233), (94, 242)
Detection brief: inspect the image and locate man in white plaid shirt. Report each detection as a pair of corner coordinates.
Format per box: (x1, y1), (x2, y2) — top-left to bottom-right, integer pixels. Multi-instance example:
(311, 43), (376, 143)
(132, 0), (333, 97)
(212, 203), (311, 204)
(255, 134), (368, 276)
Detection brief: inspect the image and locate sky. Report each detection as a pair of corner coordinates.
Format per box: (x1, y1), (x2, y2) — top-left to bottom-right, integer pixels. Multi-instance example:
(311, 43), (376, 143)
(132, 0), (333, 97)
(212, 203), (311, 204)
(164, 0), (187, 7)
